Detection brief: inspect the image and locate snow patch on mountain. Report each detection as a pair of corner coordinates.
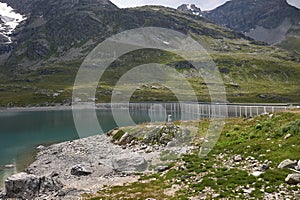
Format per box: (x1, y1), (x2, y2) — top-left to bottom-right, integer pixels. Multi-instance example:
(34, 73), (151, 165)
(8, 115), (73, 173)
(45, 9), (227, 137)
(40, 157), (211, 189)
(0, 2), (26, 43)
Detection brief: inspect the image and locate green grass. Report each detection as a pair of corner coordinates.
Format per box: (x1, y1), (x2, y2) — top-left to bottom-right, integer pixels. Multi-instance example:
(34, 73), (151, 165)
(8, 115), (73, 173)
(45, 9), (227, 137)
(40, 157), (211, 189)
(0, 41), (300, 106)
(85, 111), (300, 199)
(277, 36), (300, 53)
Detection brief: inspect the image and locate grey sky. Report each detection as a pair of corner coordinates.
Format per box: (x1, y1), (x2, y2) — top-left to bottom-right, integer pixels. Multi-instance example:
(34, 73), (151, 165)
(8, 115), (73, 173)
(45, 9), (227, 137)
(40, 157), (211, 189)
(111, 0), (300, 11)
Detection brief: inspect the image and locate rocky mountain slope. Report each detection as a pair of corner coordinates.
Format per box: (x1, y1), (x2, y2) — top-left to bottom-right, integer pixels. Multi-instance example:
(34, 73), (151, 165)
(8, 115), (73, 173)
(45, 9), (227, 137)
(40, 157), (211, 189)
(203, 0), (300, 45)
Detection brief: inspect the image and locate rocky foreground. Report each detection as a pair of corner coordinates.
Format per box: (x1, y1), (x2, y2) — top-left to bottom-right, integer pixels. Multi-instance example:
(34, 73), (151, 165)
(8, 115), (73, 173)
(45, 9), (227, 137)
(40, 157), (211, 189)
(1, 112), (300, 199)
(1, 121), (194, 199)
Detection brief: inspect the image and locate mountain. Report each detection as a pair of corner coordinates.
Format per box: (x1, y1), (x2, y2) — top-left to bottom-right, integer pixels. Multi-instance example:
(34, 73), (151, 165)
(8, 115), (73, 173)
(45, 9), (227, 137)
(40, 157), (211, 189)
(0, 0), (299, 106)
(203, 0), (300, 46)
(177, 4), (202, 16)
(0, 0), (244, 69)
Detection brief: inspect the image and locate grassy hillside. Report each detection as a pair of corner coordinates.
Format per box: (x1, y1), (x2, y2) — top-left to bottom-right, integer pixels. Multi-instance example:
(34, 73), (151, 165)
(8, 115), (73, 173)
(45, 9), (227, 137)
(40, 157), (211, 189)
(0, 6), (299, 106)
(84, 110), (300, 199)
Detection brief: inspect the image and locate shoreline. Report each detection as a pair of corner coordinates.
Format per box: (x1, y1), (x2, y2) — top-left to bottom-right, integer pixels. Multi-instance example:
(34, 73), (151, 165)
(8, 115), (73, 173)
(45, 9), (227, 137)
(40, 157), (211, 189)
(0, 102), (295, 113)
(0, 122), (195, 199)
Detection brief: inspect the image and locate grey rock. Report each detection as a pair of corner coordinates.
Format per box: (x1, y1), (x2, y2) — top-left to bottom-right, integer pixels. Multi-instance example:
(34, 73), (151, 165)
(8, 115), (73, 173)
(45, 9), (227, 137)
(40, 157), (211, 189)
(112, 156), (147, 173)
(71, 164), (93, 176)
(4, 172), (62, 200)
(278, 159), (297, 169)
(285, 174), (300, 185)
(155, 165), (170, 172)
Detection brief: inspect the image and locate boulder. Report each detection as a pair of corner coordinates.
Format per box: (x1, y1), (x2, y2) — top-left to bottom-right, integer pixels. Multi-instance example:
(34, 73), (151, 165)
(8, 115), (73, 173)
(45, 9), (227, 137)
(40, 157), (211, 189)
(278, 159), (297, 169)
(5, 172), (40, 199)
(112, 156), (147, 173)
(4, 172), (62, 199)
(70, 164), (93, 176)
(285, 174), (300, 185)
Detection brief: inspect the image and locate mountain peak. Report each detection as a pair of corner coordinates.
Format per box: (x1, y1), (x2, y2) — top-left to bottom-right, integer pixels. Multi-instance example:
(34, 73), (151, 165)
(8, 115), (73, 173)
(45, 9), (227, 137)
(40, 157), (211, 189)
(177, 4), (202, 15)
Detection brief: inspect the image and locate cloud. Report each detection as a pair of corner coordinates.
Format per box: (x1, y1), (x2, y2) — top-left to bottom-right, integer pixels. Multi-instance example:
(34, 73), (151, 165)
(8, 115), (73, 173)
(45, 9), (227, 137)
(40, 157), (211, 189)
(287, 0), (300, 9)
(110, 0), (230, 11)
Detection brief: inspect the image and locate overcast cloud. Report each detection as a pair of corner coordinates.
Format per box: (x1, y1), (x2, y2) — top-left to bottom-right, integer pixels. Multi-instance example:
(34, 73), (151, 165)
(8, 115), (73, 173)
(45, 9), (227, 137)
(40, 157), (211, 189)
(111, 0), (300, 11)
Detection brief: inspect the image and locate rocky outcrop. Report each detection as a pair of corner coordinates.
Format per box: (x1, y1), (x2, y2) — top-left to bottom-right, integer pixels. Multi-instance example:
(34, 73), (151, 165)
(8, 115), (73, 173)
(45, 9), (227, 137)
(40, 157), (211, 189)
(4, 172), (62, 199)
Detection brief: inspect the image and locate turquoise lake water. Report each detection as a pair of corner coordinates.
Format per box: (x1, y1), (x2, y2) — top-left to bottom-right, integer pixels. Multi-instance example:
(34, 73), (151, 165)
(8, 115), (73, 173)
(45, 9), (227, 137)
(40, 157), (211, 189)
(0, 108), (180, 185)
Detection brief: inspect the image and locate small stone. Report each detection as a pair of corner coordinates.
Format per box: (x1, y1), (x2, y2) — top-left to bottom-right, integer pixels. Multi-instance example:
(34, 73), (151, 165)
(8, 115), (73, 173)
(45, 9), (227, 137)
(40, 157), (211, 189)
(252, 171), (263, 177)
(212, 194), (220, 198)
(278, 159), (297, 169)
(145, 146), (153, 153)
(37, 145), (46, 150)
(243, 188), (255, 194)
(285, 174), (300, 185)
(155, 165), (170, 172)
(259, 164), (269, 171)
(4, 164), (15, 169)
(284, 134), (292, 140)
(233, 155), (243, 162)
(140, 145), (148, 150)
